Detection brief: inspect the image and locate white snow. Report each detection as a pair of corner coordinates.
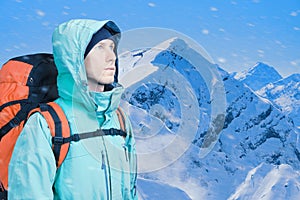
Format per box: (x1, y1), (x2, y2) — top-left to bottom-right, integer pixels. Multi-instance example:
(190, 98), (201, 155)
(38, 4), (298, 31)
(118, 38), (299, 199)
(229, 163), (300, 200)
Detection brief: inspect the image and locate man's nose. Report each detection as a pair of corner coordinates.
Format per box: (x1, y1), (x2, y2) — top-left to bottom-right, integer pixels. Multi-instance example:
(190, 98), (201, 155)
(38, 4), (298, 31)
(106, 49), (116, 62)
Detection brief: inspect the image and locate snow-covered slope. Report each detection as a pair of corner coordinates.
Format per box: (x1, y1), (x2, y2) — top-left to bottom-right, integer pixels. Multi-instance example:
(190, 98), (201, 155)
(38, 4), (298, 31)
(228, 163), (300, 200)
(234, 62), (282, 91)
(137, 178), (191, 200)
(118, 38), (300, 199)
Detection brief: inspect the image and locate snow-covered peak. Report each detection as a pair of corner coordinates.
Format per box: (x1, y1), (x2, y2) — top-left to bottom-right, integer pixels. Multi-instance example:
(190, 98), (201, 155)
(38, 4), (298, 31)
(257, 73), (300, 127)
(234, 62), (283, 91)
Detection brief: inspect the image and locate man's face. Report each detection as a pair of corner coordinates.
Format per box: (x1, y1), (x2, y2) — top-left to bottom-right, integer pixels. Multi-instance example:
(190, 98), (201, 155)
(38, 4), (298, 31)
(84, 39), (116, 89)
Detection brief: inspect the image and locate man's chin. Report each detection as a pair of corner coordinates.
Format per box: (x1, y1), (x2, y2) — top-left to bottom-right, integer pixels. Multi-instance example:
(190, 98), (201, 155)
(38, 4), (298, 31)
(97, 79), (114, 85)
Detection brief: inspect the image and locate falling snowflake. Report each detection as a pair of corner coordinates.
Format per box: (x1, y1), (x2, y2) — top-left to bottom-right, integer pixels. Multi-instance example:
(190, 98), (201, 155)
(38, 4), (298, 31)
(36, 10), (45, 17)
(202, 29), (209, 35)
(148, 2), (156, 7)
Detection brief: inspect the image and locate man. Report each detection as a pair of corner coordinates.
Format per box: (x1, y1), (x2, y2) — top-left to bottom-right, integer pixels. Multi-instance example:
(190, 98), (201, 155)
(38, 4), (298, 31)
(8, 19), (137, 199)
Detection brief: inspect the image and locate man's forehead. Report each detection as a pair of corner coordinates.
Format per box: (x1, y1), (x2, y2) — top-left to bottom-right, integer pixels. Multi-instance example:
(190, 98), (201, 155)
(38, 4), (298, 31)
(97, 38), (115, 45)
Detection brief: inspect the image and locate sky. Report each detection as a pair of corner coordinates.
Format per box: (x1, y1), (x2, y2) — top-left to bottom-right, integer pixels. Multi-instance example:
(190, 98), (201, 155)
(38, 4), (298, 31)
(0, 0), (299, 77)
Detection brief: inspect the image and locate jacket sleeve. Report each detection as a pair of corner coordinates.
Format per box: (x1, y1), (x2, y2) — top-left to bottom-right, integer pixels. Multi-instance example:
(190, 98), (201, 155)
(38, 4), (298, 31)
(125, 116), (138, 200)
(8, 113), (56, 199)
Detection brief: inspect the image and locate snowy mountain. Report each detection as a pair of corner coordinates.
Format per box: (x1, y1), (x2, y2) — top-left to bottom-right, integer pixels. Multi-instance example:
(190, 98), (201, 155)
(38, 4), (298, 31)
(228, 163), (300, 200)
(118, 38), (300, 199)
(234, 62), (283, 91)
(257, 74), (300, 128)
(137, 178), (191, 200)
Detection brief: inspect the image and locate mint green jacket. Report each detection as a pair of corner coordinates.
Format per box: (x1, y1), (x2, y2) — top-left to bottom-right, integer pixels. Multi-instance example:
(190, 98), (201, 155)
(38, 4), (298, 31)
(8, 19), (137, 200)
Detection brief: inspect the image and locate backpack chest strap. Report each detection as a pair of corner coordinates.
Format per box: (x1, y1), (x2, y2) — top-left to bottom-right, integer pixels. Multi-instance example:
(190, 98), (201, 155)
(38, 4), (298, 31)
(52, 128), (127, 146)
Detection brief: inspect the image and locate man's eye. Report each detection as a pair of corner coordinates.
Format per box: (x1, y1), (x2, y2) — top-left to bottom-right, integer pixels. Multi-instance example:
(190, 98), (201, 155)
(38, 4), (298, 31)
(96, 45), (104, 49)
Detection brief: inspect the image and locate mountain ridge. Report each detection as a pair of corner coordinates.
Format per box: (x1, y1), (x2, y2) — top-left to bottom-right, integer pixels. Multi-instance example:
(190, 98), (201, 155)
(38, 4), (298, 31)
(118, 37), (300, 199)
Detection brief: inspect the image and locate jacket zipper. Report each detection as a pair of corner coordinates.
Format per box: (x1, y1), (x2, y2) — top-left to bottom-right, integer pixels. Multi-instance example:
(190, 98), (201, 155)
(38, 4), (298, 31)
(101, 151), (110, 200)
(123, 144), (128, 162)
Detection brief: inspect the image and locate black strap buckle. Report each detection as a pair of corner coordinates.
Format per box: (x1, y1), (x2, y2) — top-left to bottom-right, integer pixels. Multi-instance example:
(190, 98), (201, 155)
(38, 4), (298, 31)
(109, 128), (116, 136)
(52, 136), (64, 145)
(71, 134), (80, 142)
(52, 134), (81, 145)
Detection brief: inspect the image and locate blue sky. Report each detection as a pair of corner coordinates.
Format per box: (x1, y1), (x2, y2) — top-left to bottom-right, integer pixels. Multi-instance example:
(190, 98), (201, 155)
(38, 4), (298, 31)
(1, 0), (299, 77)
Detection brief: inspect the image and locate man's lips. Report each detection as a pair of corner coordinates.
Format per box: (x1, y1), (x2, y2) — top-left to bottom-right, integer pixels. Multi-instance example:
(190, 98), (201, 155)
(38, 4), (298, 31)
(105, 66), (115, 70)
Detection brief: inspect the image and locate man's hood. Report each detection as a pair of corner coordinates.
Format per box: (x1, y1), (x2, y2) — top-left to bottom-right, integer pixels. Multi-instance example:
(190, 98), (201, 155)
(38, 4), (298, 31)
(52, 19), (121, 110)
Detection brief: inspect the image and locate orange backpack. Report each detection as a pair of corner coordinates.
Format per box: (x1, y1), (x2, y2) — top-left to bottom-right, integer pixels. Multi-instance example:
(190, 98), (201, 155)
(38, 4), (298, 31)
(0, 53), (127, 199)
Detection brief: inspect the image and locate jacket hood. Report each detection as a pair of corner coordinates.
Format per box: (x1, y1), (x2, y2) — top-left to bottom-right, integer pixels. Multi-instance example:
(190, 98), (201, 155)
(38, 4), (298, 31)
(52, 19), (121, 110)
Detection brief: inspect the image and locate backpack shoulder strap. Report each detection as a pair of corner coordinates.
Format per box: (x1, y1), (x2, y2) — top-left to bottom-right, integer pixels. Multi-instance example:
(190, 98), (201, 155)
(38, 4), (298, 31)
(29, 102), (70, 168)
(116, 107), (126, 134)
